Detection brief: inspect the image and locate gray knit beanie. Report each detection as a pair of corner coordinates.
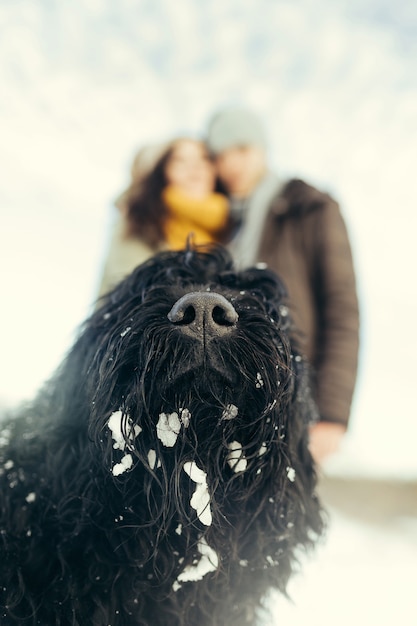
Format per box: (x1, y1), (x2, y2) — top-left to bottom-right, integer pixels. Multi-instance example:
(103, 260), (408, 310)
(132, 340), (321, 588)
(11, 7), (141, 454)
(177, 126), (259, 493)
(206, 107), (267, 155)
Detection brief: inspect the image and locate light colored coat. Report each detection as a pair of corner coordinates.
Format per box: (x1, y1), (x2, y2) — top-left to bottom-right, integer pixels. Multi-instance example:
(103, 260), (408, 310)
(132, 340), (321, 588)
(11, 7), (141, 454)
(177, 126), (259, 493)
(97, 216), (164, 299)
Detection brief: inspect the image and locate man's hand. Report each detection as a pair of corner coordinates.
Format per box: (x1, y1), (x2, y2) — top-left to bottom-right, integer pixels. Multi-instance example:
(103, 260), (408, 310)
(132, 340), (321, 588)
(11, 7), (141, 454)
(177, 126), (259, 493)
(309, 422), (346, 465)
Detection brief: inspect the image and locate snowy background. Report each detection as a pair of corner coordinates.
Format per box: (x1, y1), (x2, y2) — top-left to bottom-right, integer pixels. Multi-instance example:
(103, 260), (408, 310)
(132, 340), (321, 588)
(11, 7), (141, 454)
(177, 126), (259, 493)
(1, 1), (416, 624)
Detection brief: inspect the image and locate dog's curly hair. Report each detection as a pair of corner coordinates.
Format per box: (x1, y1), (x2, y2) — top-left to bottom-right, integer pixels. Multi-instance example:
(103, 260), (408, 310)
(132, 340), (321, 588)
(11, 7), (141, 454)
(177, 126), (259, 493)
(0, 245), (324, 625)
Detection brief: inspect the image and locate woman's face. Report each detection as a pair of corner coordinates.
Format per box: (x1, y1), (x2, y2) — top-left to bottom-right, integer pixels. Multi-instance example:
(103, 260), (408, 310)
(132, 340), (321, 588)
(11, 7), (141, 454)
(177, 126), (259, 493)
(164, 140), (216, 198)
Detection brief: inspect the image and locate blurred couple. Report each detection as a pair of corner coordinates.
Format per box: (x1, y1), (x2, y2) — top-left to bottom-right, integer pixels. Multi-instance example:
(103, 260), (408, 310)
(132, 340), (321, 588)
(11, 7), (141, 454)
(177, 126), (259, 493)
(98, 107), (360, 464)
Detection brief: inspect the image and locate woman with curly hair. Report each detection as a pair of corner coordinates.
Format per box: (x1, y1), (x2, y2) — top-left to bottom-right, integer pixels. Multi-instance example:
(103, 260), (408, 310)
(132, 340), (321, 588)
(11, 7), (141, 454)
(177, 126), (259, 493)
(98, 138), (230, 297)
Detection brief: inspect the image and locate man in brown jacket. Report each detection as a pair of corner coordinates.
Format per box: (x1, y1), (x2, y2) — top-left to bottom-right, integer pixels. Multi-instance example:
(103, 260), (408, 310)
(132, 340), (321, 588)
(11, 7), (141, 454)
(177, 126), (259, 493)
(206, 107), (360, 464)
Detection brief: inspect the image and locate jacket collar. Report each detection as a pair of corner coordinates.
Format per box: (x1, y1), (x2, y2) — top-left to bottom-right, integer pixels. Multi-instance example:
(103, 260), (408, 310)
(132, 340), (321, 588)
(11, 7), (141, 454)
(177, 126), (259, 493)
(270, 178), (328, 217)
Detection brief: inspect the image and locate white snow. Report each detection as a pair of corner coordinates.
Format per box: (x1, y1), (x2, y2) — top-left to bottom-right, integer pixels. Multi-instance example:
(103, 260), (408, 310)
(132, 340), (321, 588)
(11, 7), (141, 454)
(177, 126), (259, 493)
(179, 408), (191, 428)
(147, 449), (161, 470)
(286, 466), (296, 482)
(265, 507), (417, 626)
(25, 492), (36, 503)
(221, 404), (239, 421)
(227, 441), (248, 473)
(0, 429), (12, 447)
(256, 372), (264, 388)
(111, 453), (133, 476)
(107, 411), (141, 475)
(183, 461), (212, 526)
(258, 443), (268, 456)
(156, 412), (182, 447)
(107, 410), (142, 451)
(176, 537), (219, 585)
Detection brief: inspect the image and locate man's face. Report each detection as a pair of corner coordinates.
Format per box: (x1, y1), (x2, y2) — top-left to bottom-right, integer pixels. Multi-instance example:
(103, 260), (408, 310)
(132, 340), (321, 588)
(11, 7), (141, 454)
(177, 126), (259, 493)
(215, 145), (267, 198)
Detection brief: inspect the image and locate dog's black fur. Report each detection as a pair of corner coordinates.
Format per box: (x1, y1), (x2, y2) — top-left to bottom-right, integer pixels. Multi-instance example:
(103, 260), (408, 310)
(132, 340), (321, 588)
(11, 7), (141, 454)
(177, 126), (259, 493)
(0, 246), (324, 625)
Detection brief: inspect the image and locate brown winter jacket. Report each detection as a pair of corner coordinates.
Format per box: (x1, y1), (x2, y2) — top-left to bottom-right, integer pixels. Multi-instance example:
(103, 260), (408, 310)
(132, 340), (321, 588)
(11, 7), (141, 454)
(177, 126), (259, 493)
(256, 179), (359, 428)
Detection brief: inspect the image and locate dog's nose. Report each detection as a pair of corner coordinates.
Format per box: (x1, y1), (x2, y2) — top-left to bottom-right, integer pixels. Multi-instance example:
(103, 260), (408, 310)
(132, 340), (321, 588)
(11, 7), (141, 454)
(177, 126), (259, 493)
(168, 292), (238, 337)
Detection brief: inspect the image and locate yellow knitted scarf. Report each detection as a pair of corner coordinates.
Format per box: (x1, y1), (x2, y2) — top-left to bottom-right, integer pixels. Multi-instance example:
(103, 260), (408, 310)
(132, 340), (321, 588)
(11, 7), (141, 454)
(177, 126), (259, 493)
(162, 185), (229, 249)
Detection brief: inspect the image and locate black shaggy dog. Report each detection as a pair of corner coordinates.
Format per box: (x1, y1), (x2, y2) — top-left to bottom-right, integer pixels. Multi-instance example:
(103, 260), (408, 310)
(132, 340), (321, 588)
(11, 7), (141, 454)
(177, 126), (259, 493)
(0, 246), (324, 625)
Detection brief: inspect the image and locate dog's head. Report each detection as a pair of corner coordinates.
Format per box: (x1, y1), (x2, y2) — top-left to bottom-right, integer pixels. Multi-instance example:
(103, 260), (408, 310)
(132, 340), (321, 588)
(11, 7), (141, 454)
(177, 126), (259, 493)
(58, 245), (322, 593)
(84, 245), (314, 465)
